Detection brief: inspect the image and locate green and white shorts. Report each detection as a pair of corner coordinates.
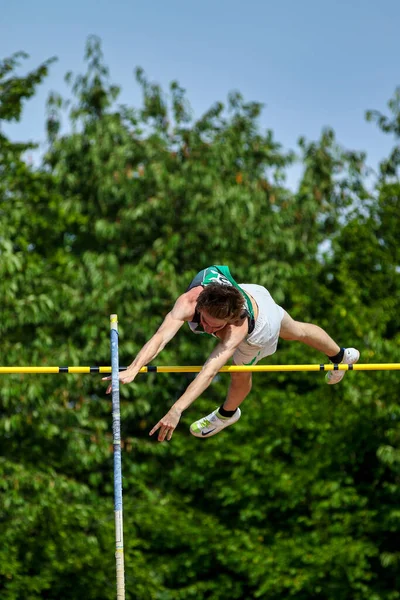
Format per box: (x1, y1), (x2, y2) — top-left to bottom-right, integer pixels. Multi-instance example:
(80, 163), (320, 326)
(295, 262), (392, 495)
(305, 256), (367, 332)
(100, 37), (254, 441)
(233, 284), (284, 366)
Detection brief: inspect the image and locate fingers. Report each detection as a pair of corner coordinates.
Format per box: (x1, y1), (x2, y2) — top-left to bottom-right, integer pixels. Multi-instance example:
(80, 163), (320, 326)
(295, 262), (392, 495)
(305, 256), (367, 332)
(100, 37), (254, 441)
(149, 422), (161, 436)
(149, 421), (174, 442)
(158, 425), (174, 442)
(103, 373), (134, 394)
(102, 373), (134, 383)
(105, 381), (123, 394)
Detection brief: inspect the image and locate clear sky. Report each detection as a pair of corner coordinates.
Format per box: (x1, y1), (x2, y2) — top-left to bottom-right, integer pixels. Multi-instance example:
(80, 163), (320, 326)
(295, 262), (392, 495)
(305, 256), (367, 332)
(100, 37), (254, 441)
(2, 0), (400, 186)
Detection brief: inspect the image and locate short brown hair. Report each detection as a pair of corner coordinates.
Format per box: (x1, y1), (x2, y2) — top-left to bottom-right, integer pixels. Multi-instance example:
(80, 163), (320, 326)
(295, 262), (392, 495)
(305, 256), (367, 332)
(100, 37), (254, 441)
(196, 284), (245, 323)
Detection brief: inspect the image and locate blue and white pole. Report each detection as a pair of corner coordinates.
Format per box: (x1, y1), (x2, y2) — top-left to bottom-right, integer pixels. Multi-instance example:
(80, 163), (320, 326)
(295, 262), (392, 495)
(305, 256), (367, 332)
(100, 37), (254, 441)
(110, 314), (125, 600)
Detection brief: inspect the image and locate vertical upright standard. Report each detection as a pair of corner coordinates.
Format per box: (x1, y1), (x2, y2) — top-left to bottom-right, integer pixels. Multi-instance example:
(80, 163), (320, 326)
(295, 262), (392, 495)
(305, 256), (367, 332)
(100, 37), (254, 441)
(110, 314), (125, 599)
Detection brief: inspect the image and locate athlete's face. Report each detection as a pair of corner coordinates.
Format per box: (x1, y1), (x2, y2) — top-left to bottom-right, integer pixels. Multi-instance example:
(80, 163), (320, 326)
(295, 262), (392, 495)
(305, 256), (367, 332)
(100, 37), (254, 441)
(199, 311), (227, 334)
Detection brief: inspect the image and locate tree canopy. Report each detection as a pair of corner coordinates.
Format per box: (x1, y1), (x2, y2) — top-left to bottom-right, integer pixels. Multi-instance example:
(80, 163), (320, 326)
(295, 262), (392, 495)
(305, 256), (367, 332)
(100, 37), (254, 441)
(0, 36), (399, 599)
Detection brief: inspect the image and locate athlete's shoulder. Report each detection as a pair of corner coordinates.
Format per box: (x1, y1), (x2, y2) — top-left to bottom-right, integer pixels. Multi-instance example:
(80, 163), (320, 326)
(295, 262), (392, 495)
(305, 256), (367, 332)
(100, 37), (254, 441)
(171, 289), (201, 321)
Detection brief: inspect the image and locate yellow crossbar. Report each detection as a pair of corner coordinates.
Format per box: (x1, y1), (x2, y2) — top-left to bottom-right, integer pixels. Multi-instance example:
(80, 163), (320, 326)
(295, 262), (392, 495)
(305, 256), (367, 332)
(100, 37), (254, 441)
(0, 364), (399, 374)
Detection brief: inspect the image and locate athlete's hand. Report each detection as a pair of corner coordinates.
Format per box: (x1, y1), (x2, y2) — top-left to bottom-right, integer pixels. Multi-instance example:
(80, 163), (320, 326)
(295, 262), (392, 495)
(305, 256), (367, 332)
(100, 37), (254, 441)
(149, 407), (182, 442)
(102, 368), (137, 394)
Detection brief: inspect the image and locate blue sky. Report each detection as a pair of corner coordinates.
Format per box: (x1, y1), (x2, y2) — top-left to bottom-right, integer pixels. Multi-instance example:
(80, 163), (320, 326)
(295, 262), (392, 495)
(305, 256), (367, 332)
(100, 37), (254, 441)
(2, 0), (400, 186)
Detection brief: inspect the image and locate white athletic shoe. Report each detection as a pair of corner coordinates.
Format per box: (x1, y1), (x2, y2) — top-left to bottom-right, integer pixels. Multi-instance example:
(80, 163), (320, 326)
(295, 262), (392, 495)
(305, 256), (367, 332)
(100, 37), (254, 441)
(325, 348), (360, 385)
(190, 407), (241, 438)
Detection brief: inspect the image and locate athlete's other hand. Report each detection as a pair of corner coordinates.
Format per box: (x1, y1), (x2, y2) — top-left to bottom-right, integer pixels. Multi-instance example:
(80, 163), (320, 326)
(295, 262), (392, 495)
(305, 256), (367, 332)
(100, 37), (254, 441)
(149, 407), (182, 442)
(102, 368), (136, 394)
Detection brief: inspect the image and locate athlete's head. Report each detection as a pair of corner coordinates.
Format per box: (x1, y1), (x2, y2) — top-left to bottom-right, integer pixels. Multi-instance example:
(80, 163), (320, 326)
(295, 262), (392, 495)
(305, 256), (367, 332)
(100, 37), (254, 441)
(196, 284), (246, 327)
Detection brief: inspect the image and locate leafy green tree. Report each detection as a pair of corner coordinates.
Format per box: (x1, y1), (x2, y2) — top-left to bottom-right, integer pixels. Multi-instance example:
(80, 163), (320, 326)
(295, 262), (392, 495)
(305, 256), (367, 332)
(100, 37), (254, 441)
(0, 36), (399, 599)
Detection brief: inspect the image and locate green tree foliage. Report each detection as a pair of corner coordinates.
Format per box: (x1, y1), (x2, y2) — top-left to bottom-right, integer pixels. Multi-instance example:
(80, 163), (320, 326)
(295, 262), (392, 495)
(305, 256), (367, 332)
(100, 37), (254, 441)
(0, 36), (399, 599)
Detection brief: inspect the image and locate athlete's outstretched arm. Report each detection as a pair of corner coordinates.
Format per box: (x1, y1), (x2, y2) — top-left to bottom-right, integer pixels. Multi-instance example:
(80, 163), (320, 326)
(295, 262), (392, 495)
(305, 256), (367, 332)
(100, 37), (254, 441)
(103, 294), (192, 393)
(149, 320), (248, 441)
